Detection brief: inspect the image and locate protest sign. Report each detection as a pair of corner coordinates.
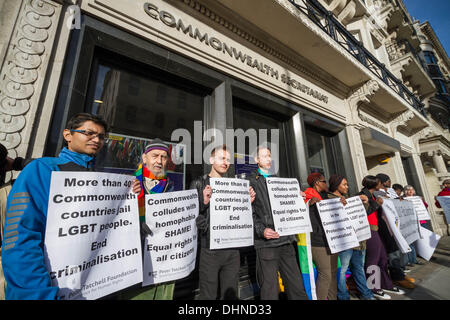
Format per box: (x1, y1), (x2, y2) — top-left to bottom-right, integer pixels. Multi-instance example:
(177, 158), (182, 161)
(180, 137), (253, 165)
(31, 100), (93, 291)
(209, 178), (253, 249)
(415, 226), (441, 261)
(344, 196), (371, 242)
(142, 189), (199, 286)
(386, 188), (399, 199)
(266, 177), (312, 236)
(44, 172), (142, 300)
(436, 196), (450, 223)
(392, 200), (420, 244)
(404, 196), (431, 220)
(316, 198), (360, 253)
(381, 199), (411, 253)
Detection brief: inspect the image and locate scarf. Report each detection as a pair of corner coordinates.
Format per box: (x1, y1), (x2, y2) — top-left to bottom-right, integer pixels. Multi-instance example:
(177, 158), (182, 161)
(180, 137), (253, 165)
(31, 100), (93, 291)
(135, 163), (168, 221)
(258, 168), (271, 178)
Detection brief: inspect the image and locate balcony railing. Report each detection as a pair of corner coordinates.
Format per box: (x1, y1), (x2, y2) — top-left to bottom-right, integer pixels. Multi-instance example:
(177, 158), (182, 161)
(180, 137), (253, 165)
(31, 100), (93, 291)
(288, 0), (427, 117)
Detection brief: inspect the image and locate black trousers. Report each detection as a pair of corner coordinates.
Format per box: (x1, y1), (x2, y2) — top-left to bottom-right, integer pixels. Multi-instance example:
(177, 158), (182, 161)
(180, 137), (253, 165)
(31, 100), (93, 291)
(198, 247), (240, 300)
(256, 244), (308, 300)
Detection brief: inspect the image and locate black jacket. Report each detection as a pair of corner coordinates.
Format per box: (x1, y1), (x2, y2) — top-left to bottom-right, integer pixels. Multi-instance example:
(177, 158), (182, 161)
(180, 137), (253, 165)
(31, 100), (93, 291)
(359, 188), (398, 253)
(190, 174), (213, 249)
(248, 171), (296, 249)
(308, 191), (330, 248)
(358, 188), (381, 216)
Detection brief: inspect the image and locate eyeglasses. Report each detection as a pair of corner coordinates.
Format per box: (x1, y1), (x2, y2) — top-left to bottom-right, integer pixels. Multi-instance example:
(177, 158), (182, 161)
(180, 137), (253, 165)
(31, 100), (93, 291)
(70, 129), (106, 141)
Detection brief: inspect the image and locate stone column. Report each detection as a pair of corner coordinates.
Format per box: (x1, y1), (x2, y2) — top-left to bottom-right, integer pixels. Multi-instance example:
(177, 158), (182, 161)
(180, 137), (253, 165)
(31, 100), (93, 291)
(0, 0), (64, 182)
(345, 79), (380, 189)
(411, 127), (443, 235)
(392, 151), (408, 186)
(432, 152), (449, 175)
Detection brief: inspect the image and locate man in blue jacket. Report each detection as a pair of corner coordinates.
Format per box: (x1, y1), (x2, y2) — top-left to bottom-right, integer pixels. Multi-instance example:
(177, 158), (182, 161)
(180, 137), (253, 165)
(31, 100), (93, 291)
(1, 113), (139, 300)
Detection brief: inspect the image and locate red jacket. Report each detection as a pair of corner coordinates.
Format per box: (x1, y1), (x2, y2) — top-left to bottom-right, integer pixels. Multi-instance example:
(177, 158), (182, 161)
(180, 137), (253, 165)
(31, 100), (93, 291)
(436, 187), (450, 208)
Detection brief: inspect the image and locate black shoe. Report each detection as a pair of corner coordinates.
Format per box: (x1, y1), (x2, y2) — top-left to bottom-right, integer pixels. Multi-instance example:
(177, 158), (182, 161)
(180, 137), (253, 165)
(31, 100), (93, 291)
(415, 261), (424, 265)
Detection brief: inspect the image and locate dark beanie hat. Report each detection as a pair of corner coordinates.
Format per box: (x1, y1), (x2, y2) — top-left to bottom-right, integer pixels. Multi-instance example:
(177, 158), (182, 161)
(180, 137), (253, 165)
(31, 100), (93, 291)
(307, 172), (323, 187)
(144, 138), (169, 154)
(329, 174), (345, 193)
(376, 173), (390, 183)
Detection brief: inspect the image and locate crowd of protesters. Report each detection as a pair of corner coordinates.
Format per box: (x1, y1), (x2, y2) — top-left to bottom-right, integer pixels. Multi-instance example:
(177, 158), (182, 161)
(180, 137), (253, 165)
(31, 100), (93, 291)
(0, 113), (447, 300)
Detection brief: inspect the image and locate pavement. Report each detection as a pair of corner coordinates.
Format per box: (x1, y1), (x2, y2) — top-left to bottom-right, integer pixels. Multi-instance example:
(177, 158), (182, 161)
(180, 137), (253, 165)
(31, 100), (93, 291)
(349, 235), (450, 300)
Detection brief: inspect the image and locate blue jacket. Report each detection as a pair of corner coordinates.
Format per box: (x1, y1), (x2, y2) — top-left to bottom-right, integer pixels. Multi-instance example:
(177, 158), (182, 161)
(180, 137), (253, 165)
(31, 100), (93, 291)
(1, 147), (95, 300)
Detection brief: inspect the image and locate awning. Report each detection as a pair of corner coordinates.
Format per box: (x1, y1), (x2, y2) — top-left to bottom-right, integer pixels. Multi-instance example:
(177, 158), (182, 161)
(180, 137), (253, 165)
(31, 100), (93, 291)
(360, 127), (401, 157)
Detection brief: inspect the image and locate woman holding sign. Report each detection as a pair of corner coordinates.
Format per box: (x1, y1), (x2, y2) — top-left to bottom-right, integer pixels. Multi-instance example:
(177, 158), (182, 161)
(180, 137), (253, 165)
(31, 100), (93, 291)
(359, 176), (404, 300)
(327, 174), (375, 300)
(304, 172), (341, 300)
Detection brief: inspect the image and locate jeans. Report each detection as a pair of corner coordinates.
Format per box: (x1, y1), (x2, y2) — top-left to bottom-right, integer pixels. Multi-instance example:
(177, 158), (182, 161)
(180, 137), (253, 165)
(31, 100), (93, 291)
(338, 249), (374, 300)
(407, 242), (418, 264)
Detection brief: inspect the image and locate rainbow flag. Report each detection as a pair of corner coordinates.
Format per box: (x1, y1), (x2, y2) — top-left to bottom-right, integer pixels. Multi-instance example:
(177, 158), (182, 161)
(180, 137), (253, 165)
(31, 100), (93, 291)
(295, 233), (341, 300)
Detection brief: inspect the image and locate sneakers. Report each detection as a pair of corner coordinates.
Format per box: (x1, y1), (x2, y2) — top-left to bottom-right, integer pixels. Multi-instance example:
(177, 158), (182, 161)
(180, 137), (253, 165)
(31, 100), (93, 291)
(383, 286), (405, 295)
(404, 276), (415, 283)
(403, 268), (411, 273)
(372, 289), (391, 300)
(394, 279), (415, 289)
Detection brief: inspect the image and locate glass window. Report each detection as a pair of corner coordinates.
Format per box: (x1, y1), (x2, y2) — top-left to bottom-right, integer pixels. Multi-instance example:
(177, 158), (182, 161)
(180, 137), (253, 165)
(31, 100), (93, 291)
(86, 55), (209, 189)
(232, 98), (290, 178)
(424, 51), (438, 65)
(305, 128), (331, 177)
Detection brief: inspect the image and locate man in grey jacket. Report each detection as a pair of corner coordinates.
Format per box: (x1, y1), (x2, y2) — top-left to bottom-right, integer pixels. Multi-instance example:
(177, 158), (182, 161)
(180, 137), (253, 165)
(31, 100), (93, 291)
(248, 145), (308, 300)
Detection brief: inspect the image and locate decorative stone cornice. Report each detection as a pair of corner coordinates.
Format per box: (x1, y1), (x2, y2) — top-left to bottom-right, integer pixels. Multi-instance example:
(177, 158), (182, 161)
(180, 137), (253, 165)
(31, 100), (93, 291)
(178, 0), (350, 96)
(389, 110), (414, 134)
(347, 80), (380, 125)
(0, 0), (57, 170)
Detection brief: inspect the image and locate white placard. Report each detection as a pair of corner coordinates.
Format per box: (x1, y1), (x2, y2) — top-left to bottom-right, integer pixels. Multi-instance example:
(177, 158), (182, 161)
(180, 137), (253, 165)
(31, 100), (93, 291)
(142, 189), (199, 286)
(344, 196), (371, 242)
(436, 196), (450, 223)
(381, 200), (411, 253)
(404, 196), (431, 220)
(209, 178), (253, 249)
(415, 226), (441, 261)
(386, 188), (399, 199)
(266, 177), (312, 236)
(44, 172), (143, 300)
(392, 200), (420, 244)
(316, 198), (360, 253)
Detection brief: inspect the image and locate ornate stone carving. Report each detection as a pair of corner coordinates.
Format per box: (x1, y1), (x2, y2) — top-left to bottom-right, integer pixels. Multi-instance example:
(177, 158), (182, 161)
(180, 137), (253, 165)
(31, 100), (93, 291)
(347, 80), (380, 125)
(389, 110), (414, 134)
(0, 0), (56, 180)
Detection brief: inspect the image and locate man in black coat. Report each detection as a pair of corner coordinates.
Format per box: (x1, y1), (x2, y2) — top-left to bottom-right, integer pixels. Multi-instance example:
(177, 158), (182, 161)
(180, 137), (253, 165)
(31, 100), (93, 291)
(248, 145), (308, 300)
(190, 145), (256, 300)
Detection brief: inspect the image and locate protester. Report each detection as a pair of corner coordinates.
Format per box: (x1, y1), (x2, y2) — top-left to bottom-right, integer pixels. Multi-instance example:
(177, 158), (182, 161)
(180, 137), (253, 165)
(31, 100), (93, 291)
(0, 143), (31, 300)
(373, 174), (414, 290)
(248, 145), (308, 300)
(303, 172), (340, 300)
(435, 179), (450, 209)
(392, 184), (403, 198)
(359, 175), (405, 300)
(1, 113), (140, 300)
(403, 185), (426, 264)
(118, 138), (176, 300)
(190, 145), (255, 300)
(327, 174), (375, 300)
